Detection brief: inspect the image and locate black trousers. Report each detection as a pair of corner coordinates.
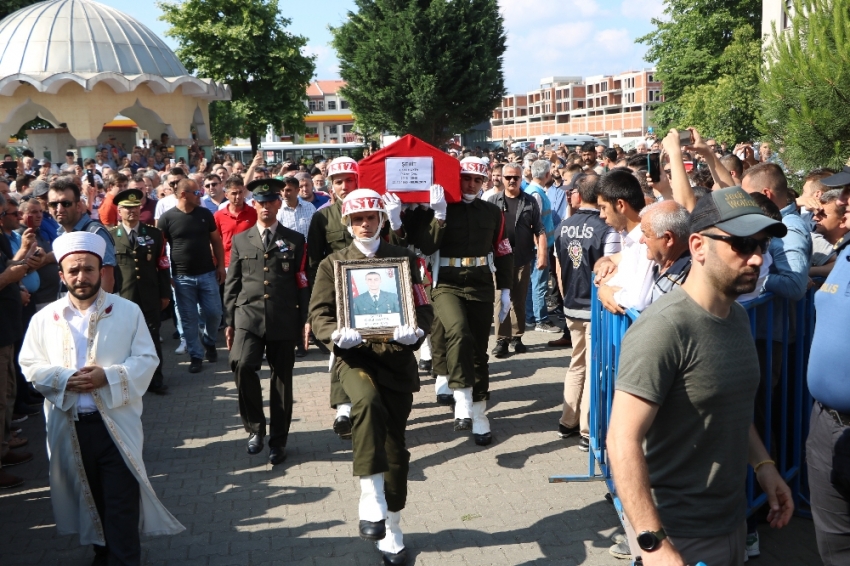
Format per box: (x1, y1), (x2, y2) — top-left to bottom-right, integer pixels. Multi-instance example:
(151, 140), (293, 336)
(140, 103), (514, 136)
(230, 329), (295, 448)
(76, 415), (141, 566)
(146, 318), (164, 390)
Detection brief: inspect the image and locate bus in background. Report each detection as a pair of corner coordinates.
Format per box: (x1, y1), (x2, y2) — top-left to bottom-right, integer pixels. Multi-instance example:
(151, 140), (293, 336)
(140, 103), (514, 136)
(218, 142), (366, 166)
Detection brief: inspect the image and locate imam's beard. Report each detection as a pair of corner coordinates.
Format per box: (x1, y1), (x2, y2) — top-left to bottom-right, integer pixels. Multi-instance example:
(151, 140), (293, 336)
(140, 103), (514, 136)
(67, 278), (102, 301)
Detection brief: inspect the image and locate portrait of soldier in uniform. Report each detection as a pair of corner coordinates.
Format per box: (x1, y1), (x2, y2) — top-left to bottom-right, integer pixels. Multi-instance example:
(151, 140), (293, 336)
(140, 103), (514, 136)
(349, 269), (403, 328)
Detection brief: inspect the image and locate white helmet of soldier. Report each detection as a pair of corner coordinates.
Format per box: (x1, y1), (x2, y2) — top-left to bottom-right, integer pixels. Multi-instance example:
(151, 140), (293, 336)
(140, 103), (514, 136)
(460, 156), (488, 178)
(341, 188), (386, 244)
(327, 156), (359, 179)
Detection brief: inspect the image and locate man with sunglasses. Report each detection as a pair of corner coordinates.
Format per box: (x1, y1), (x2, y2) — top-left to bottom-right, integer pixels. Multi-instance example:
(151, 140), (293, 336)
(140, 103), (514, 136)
(200, 174), (226, 213)
(153, 168), (188, 221)
(608, 187), (792, 566)
(48, 178), (116, 293)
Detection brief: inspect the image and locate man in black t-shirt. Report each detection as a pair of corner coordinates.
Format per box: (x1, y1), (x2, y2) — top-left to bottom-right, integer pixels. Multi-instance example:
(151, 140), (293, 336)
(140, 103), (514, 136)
(158, 179), (226, 373)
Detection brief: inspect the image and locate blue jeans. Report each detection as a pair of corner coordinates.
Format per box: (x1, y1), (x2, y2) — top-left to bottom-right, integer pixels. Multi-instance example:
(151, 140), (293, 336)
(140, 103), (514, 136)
(172, 271), (222, 360)
(525, 252), (550, 325)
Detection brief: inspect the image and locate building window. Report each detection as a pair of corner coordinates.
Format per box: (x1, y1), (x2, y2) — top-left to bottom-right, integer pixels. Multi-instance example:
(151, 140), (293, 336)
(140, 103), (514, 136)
(342, 124), (354, 133)
(783, 0), (793, 29)
(648, 91), (654, 102)
(309, 100), (317, 111)
(648, 74), (654, 83)
(341, 100), (349, 109)
(327, 101), (337, 110)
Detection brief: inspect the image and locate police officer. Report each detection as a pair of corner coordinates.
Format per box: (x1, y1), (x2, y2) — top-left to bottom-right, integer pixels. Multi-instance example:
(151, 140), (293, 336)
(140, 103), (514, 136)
(109, 188), (171, 394)
(408, 157), (514, 446)
(224, 180), (310, 466)
(310, 189), (432, 565)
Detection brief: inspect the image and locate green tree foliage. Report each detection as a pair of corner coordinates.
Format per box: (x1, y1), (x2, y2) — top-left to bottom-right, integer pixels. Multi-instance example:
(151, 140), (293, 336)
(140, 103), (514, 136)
(158, 0), (315, 153)
(760, 0), (850, 170)
(0, 0), (41, 20)
(638, 0), (761, 133)
(331, 0), (507, 146)
(208, 101), (247, 148)
(672, 25), (761, 143)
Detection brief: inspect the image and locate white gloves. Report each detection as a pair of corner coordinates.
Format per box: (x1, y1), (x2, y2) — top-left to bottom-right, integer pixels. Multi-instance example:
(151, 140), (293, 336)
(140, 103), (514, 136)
(430, 184), (447, 221)
(331, 328), (363, 349)
(393, 325), (424, 346)
(498, 289), (511, 323)
(382, 192), (403, 231)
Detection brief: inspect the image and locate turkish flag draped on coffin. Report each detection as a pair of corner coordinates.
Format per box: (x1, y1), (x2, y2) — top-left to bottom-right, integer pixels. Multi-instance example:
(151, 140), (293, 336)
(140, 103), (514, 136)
(358, 134), (461, 203)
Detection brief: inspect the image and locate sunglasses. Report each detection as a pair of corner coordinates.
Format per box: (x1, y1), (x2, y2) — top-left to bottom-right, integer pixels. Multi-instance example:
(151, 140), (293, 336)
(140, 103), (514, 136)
(192, 190), (203, 197)
(204, 183), (219, 188)
(168, 180), (180, 187)
(47, 200), (76, 209)
(701, 233), (771, 255)
(503, 175), (520, 181)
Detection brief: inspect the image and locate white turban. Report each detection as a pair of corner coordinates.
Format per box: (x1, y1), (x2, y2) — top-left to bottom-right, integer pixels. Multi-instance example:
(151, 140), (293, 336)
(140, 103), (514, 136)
(53, 231), (106, 263)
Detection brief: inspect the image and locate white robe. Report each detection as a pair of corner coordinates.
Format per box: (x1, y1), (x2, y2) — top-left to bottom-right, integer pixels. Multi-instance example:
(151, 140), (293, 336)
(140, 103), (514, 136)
(19, 290), (185, 545)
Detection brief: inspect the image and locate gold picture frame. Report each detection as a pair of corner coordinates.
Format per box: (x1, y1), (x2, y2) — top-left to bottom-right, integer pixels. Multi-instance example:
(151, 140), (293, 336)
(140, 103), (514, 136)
(333, 257), (417, 341)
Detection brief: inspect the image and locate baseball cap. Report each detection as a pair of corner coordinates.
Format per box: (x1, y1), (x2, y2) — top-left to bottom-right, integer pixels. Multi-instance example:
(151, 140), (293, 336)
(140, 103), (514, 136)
(38, 158), (51, 166)
(690, 186), (787, 238)
(31, 180), (50, 198)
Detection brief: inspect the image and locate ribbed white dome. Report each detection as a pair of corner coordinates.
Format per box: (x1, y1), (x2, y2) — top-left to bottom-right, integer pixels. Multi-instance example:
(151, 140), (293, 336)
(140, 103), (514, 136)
(0, 0), (187, 77)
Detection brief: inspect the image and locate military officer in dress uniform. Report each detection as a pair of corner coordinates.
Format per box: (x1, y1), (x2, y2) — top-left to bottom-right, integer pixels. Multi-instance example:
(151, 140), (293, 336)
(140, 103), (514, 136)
(309, 189), (433, 566)
(224, 179), (310, 466)
(109, 188), (171, 394)
(407, 157), (514, 446)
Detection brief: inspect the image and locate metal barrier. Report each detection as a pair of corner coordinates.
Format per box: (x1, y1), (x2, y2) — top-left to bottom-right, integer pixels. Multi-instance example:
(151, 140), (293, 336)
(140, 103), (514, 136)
(550, 285), (817, 536)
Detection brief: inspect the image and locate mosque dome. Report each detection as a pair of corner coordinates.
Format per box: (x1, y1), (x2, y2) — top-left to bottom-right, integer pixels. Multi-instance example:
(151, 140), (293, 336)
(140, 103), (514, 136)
(0, 0), (228, 99)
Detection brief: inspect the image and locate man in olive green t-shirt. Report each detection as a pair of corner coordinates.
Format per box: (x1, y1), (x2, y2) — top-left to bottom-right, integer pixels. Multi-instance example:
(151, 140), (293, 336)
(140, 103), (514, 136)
(607, 187), (794, 566)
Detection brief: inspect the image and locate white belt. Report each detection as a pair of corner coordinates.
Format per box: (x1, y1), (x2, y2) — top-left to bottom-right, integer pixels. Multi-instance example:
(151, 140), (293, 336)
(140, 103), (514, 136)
(439, 256), (488, 267)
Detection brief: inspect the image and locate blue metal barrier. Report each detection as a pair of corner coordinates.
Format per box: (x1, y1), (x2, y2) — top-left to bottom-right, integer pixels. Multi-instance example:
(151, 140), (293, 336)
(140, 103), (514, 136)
(550, 285), (817, 540)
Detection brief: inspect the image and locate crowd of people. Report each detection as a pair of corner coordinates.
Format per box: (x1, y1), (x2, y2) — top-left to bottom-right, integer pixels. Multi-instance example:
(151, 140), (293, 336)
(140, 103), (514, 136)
(0, 126), (848, 566)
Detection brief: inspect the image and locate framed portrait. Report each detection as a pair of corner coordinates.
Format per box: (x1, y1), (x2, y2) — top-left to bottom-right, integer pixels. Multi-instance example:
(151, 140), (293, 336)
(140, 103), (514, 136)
(333, 257), (417, 340)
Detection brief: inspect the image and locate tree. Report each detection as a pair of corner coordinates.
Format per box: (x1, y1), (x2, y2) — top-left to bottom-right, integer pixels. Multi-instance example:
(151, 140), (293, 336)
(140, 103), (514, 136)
(331, 0), (506, 146)
(1, 0), (41, 20)
(158, 0), (315, 153)
(671, 24), (761, 143)
(208, 101), (247, 148)
(638, 0), (761, 132)
(760, 0), (850, 171)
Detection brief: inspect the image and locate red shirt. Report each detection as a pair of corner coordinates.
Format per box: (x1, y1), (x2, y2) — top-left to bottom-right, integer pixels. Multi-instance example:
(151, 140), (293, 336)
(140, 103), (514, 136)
(99, 192), (118, 226)
(214, 205), (258, 266)
(139, 198), (157, 226)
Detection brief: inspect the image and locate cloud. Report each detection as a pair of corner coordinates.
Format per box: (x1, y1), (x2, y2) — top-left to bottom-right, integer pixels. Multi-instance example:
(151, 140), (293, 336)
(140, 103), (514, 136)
(304, 44), (341, 79)
(621, 0), (665, 21)
(593, 28), (633, 55)
(500, 0), (603, 28)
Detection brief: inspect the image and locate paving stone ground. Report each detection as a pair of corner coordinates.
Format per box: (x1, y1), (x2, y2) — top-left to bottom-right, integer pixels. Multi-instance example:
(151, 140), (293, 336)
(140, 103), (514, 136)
(1, 320), (822, 565)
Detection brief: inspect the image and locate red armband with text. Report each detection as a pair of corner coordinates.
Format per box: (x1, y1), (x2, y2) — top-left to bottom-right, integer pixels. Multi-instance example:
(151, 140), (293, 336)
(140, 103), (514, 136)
(495, 238), (512, 257)
(412, 283), (429, 307)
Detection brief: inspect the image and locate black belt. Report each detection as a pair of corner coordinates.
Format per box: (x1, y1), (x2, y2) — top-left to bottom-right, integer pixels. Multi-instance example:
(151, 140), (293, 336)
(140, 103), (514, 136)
(77, 411), (102, 423)
(820, 402), (850, 427)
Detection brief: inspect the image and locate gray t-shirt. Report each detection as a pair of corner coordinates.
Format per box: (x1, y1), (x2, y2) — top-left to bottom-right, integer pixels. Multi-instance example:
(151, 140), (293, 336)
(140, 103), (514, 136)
(615, 287), (760, 538)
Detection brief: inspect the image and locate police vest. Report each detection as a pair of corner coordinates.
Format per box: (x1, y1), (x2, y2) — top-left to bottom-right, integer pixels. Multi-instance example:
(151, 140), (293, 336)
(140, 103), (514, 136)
(557, 208), (610, 318)
(524, 183), (555, 248)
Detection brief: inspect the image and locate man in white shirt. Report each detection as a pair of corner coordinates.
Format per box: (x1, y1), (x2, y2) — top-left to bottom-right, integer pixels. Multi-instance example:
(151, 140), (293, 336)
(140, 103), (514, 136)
(153, 168), (187, 221)
(276, 176), (315, 240)
(19, 232), (184, 565)
(593, 169), (654, 313)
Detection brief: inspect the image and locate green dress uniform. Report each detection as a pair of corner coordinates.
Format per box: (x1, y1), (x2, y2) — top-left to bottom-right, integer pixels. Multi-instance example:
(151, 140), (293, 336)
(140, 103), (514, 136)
(307, 200), (400, 408)
(409, 200), (513, 401)
(224, 223), (310, 451)
(309, 241), (433, 512)
(109, 221), (171, 391)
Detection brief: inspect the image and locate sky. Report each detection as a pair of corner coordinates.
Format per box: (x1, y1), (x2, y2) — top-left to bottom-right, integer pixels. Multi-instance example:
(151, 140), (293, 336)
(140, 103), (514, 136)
(99, 0), (665, 94)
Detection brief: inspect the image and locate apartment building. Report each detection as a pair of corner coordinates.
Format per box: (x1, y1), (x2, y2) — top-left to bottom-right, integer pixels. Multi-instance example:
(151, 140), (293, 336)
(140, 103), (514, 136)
(303, 80), (356, 143)
(490, 71), (662, 143)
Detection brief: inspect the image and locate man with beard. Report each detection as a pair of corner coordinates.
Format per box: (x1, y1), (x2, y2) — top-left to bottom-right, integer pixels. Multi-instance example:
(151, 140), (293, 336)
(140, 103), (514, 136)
(19, 231), (184, 565)
(606, 187), (793, 566)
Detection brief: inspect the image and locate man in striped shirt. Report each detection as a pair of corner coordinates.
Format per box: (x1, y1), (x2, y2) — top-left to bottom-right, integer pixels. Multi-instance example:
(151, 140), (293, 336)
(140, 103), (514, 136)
(276, 176), (315, 241)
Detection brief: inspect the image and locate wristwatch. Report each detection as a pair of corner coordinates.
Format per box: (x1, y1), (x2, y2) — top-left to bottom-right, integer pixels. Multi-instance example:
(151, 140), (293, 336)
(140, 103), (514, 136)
(636, 528), (667, 552)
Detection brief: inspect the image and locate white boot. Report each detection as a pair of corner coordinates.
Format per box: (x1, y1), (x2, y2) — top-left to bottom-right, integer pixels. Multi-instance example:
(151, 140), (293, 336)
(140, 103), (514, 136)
(434, 375), (451, 397)
(336, 403), (352, 419)
(472, 400), (490, 434)
(359, 473), (388, 522)
(453, 387), (473, 430)
(472, 400), (492, 446)
(377, 510), (405, 555)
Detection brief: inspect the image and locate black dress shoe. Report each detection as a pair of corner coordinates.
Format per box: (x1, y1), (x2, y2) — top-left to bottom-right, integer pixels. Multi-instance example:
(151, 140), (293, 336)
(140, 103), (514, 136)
(359, 519), (386, 541)
(189, 357), (203, 373)
(510, 337), (527, 354)
(381, 547), (408, 565)
(147, 384), (169, 395)
(454, 418), (472, 431)
(418, 358), (432, 372)
(295, 346), (307, 358)
(268, 446), (286, 465)
(333, 415), (352, 439)
(436, 394), (454, 406)
(247, 434), (264, 455)
(491, 338), (509, 358)
(473, 432), (492, 446)
(205, 345), (218, 363)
